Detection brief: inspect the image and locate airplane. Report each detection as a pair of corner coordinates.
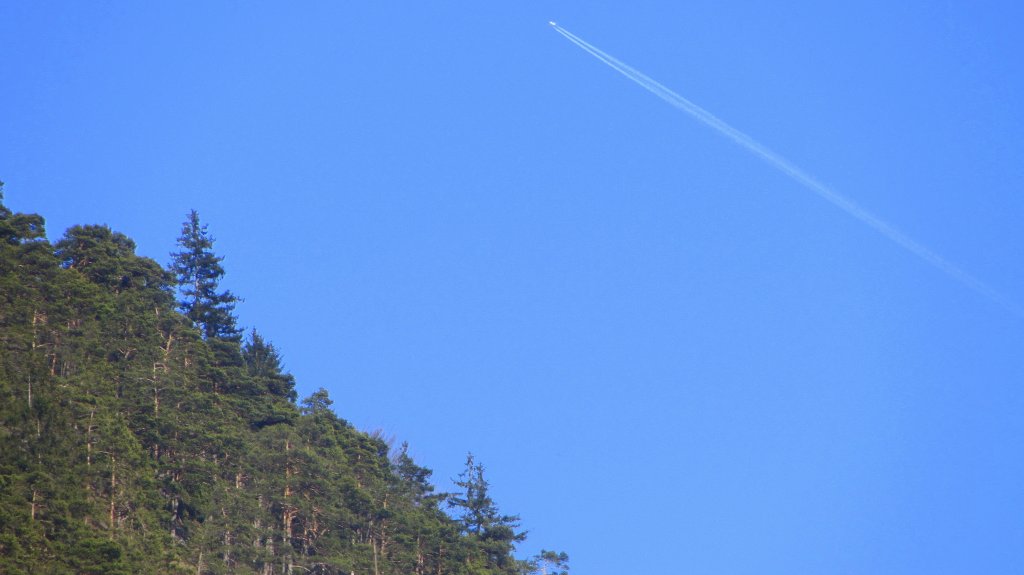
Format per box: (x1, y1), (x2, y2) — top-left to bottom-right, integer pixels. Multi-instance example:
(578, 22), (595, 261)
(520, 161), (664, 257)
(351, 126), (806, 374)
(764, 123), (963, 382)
(549, 21), (557, 26)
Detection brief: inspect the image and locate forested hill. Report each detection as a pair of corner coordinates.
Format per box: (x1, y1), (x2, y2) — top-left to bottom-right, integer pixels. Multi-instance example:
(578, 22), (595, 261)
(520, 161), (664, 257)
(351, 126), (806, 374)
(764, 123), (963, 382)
(0, 186), (568, 575)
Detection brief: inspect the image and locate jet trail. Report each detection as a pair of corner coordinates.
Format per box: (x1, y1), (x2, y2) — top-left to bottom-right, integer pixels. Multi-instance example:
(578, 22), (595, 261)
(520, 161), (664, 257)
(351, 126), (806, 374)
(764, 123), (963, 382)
(551, 23), (1023, 319)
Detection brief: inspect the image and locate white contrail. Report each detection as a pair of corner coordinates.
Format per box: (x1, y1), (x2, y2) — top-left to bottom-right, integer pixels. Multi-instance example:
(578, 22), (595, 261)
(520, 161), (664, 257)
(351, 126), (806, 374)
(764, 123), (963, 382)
(551, 23), (1023, 319)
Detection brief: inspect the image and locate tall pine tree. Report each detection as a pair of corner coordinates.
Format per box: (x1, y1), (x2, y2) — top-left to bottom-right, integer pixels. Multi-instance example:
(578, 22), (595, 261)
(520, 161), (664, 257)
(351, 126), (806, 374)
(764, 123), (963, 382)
(169, 210), (240, 341)
(449, 454), (526, 574)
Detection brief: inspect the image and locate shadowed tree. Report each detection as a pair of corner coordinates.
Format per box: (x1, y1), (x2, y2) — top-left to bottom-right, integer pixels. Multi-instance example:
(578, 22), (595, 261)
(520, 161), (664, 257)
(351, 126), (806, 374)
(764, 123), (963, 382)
(243, 329), (297, 401)
(55, 224), (171, 294)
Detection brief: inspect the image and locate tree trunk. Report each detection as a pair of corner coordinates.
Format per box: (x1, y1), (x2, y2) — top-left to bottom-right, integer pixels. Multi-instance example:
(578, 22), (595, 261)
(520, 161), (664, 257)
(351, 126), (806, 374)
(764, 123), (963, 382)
(86, 409), (95, 467)
(223, 527), (232, 566)
(109, 454), (117, 530)
(371, 525), (380, 575)
(416, 536), (425, 575)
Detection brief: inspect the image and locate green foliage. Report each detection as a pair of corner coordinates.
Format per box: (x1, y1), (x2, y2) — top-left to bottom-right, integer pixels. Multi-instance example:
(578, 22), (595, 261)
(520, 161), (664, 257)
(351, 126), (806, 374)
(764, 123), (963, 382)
(0, 191), (564, 574)
(69, 537), (130, 575)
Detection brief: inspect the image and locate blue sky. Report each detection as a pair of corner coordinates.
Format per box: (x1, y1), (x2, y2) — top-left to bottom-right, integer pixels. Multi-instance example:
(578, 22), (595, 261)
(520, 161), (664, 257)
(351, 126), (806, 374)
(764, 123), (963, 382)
(3, 2), (1024, 573)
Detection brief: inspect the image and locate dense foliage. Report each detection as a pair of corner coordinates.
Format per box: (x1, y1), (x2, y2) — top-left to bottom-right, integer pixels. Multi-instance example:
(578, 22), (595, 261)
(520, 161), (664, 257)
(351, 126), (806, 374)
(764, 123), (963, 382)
(0, 186), (565, 575)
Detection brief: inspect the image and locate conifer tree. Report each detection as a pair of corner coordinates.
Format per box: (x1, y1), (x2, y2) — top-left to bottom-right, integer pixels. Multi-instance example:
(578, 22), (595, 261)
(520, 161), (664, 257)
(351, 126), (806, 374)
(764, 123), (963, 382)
(243, 329), (297, 401)
(0, 192), (570, 574)
(169, 210), (240, 341)
(0, 181), (46, 247)
(55, 224), (171, 294)
(300, 388), (334, 416)
(450, 453), (526, 574)
(527, 550), (570, 575)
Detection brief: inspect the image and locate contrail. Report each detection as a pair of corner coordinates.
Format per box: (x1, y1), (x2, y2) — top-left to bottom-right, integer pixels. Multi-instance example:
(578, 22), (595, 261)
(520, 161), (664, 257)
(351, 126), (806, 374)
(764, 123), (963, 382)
(550, 23), (1023, 319)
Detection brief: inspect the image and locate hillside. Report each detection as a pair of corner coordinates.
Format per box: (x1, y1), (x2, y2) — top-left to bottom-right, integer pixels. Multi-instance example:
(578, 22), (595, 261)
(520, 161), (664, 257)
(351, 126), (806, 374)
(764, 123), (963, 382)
(0, 186), (566, 575)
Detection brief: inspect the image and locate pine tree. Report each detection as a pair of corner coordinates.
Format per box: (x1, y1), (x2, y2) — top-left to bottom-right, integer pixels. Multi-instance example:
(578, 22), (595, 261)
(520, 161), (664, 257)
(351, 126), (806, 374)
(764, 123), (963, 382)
(526, 550), (570, 575)
(450, 453), (526, 574)
(300, 388), (334, 416)
(0, 181), (46, 246)
(55, 224), (171, 294)
(169, 210), (240, 341)
(243, 329), (297, 401)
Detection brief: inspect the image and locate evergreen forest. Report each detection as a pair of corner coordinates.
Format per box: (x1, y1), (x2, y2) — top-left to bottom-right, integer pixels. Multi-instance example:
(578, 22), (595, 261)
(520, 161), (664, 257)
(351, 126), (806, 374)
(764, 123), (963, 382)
(0, 184), (569, 575)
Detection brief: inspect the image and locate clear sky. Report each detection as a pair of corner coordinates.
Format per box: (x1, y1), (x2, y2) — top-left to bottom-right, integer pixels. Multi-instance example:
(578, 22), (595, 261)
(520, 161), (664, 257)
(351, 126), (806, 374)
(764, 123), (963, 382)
(3, 2), (1024, 573)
